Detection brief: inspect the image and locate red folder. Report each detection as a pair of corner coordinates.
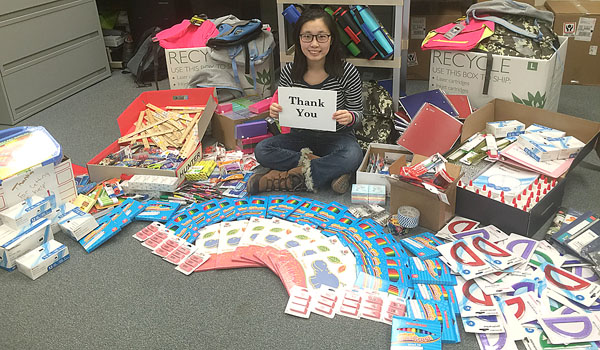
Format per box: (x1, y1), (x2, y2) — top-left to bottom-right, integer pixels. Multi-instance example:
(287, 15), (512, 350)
(396, 103), (463, 156)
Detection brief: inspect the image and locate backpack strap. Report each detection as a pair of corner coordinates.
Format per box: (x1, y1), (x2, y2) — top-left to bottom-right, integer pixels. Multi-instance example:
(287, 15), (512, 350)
(470, 10), (543, 40)
(482, 52), (493, 95)
(219, 20), (253, 37)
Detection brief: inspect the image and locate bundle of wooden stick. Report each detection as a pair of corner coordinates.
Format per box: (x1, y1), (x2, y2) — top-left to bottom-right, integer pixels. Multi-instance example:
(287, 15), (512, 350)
(117, 104), (205, 159)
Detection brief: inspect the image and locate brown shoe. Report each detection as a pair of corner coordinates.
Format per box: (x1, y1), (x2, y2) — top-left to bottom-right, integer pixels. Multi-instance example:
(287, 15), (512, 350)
(331, 173), (351, 194)
(247, 167), (306, 194)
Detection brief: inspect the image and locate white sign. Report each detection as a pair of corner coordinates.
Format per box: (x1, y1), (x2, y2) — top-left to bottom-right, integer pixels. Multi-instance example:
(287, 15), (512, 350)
(278, 87), (337, 132)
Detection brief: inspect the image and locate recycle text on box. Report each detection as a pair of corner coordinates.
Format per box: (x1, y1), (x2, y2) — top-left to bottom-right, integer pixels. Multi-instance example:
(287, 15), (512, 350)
(165, 47), (273, 98)
(428, 37), (568, 112)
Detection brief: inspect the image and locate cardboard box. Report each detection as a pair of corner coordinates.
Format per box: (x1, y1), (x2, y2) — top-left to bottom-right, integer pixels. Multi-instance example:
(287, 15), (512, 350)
(0, 157), (77, 212)
(165, 47), (274, 98)
(407, 1), (469, 80)
(429, 36), (568, 111)
(87, 88), (217, 183)
(455, 99), (600, 236)
(0, 218), (53, 271)
(211, 111), (268, 150)
(388, 155), (462, 231)
(356, 143), (412, 196)
(16, 240), (70, 280)
(546, 1), (600, 85)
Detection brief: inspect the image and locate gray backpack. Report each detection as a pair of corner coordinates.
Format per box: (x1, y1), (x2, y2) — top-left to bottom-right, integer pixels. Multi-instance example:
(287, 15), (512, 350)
(188, 15), (275, 100)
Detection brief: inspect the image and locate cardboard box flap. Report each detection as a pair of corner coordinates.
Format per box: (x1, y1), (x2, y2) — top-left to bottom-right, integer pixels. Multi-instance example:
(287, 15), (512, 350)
(546, 0), (600, 15)
(117, 88), (218, 139)
(461, 99), (600, 176)
(462, 99), (600, 147)
(388, 154), (462, 193)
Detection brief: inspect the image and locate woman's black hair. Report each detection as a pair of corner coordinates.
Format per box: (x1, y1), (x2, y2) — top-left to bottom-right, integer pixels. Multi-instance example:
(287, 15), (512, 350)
(291, 8), (344, 82)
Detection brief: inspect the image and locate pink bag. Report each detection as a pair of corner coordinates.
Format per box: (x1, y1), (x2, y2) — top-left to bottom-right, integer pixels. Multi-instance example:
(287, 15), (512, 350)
(421, 17), (495, 51)
(154, 19), (219, 49)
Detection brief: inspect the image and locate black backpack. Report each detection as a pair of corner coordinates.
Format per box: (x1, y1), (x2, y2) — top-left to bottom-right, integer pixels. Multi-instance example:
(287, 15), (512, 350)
(126, 26), (168, 89)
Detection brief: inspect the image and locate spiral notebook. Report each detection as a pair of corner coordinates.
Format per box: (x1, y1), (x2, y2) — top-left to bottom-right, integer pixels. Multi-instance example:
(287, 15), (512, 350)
(396, 103), (463, 156)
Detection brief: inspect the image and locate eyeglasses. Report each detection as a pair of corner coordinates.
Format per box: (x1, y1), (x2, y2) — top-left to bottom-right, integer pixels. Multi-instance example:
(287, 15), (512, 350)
(299, 33), (331, 43)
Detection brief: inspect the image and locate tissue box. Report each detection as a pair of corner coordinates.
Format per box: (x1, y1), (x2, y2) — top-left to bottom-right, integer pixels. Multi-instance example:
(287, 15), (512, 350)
(517, 134), (561, 162)
(58, 208), (99, 241)
(552, 136), (586, 160)
(0, 218), (53, 271)
(0, 195), (57, 230)
(525, 124), (566, 138)
(48, 202), (78, 234)
(15, 240), (69, 280)
(486, 120), (525, 138)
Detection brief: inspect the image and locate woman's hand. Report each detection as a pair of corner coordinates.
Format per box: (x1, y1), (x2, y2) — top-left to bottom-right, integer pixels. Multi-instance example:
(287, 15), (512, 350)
(269, 102), (282, 119)
(332, 110), (353, 126)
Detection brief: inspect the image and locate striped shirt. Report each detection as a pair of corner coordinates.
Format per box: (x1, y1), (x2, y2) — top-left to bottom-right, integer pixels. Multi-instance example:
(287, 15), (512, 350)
(279, 61), (363, 132)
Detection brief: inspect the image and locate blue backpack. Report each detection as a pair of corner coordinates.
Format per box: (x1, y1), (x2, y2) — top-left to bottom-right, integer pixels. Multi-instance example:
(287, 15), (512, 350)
(206, 19), (263, 48)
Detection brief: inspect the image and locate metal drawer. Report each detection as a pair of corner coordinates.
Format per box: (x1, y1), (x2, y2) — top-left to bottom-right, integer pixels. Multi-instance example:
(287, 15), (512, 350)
(2, 36), (109, 123)
(0, 0), (99, 73)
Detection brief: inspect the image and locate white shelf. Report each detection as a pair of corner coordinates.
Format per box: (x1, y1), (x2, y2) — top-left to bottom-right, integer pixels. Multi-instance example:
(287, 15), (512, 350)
(276, 1), (410, 110)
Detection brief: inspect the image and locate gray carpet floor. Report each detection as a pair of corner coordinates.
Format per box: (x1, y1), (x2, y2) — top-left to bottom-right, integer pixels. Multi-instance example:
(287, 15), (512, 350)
(1, 70), (599, 350)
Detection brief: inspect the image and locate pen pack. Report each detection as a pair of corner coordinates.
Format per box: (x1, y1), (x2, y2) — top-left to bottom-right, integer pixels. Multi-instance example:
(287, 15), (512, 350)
(309, 201), (348, 228)
(287, 199), (314, 226)
(136, 200), (181, 222)
(79, 198), (145, 253)
(391, 316), (442, 350)
(407, 298), (460, 344)
(409, 257), (457, 286)
(265, 195), (288, 218)
(244, 196), (268, 218)
(413, 283), (460, 315)
(216, 197), (237, 222)
(400, 232), (444, 260)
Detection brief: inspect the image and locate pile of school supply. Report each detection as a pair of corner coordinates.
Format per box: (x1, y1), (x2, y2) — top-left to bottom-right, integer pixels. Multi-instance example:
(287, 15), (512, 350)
(97, 144), (185, 170)
(0, 194), (78, 273)
(390, 153), (456, 191)
(433, 217), (600, 350)
(394, 90), (472, 135)
(115, 103), (207, 159)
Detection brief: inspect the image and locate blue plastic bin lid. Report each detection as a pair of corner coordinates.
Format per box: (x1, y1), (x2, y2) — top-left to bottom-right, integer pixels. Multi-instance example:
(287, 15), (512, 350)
(0, 126), (63, 182)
